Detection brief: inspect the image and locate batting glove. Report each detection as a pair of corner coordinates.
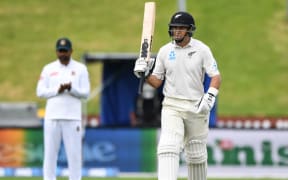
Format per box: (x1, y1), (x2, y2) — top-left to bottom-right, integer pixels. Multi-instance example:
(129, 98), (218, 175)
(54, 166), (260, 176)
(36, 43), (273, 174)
(196, 87), (219, 114)
(134, 57), (155, 78)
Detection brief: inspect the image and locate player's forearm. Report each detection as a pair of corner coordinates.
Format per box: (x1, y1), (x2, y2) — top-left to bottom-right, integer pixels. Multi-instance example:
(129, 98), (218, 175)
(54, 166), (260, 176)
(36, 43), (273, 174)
(69, 73), (90, 99)
(209, 74), (221, 90)
(70, 88), (90, 99)
(69, 80), (90, 99)
(36, 86), (58, 99)
(146, 74), (163, 89)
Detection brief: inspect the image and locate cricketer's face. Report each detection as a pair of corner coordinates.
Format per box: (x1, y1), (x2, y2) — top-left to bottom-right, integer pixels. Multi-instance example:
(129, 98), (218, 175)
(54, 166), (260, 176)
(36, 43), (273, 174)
(171, 26), (189, 41)
(56, 49), (72, 65)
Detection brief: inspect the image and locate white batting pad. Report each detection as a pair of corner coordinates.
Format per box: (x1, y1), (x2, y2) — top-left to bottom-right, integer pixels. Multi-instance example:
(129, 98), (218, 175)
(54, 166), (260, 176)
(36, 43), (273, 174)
(188, 162), (207, 180)
(185, 139), (207, 180)
(184, 139), (207, 164)
(158, 152), (179, 180)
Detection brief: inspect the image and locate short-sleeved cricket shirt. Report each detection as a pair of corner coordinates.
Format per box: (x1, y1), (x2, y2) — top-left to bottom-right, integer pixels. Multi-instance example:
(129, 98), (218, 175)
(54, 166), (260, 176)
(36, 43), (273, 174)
(152, 38), (220, 101)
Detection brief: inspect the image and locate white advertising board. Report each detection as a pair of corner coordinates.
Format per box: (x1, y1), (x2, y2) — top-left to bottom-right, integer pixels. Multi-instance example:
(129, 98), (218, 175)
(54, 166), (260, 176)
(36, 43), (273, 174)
(177, 129), (288, 178)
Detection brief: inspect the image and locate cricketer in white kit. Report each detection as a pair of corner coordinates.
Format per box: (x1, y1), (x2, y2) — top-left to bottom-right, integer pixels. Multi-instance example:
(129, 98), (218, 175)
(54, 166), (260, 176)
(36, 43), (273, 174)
(37, 37), (90, 180)
(134, 12), (222, 180)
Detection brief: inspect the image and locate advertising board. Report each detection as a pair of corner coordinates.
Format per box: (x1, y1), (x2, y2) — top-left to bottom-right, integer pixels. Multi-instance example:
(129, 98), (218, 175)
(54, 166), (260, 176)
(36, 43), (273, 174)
(178, 129), (288, 178)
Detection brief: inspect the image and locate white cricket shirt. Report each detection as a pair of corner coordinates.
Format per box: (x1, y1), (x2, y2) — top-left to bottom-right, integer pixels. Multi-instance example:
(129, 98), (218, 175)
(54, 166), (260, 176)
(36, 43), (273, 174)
(37, 59), (90, 120)
(152, 38), (220, 101)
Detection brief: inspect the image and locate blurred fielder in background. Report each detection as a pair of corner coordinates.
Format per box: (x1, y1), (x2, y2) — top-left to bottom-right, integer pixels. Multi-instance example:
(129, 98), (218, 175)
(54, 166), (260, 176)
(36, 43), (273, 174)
(134, 12), (221, 180)
(36, 37), (90, 180)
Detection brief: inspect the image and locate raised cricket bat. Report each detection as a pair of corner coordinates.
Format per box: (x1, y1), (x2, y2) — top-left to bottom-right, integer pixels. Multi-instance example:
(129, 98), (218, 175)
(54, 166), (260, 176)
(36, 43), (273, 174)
(137, 2), (156, 95)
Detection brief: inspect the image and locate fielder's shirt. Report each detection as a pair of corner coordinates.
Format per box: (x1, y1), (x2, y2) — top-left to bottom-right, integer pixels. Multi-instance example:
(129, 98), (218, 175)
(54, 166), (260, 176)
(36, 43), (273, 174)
(37, 59), (90, 121)
(152, 37), (220, 101)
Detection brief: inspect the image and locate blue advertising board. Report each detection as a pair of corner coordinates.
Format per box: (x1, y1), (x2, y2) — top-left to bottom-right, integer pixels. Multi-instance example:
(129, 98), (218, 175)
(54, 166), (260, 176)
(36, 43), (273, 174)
(57, 128), (157, 172)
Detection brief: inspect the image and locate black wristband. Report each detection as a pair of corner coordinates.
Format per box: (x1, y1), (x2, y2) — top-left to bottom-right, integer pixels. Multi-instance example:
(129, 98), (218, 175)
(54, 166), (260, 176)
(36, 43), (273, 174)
(208, 92), (215, 97)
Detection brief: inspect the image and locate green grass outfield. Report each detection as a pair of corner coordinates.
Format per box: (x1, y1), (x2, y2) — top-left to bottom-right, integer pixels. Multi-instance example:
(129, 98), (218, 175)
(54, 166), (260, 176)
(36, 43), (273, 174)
(0, 0), (287, 116)
(0, 178), (284, 180)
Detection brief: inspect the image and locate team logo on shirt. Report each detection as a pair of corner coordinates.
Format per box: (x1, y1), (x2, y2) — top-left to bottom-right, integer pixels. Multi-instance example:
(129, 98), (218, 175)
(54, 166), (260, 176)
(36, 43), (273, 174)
(188, 51), (196, 58)
(50, 71), (59, 76)
(71, 71), (76, 76)
(168, 51), (176, 60)
(212, 61), (218, 71)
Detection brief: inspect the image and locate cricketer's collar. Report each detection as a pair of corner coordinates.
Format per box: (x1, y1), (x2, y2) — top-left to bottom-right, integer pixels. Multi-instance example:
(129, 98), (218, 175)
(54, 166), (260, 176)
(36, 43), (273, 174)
(57, 58), (73, 68)
(173, 37), (194, 49)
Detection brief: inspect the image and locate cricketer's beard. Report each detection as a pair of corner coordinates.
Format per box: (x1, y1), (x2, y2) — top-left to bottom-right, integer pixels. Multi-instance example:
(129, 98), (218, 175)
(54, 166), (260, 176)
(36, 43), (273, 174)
(172, 31), (186, 43)
(174, 36), (185, 43)
(59, 55), (70, 64)
(172, 35), (186, 44)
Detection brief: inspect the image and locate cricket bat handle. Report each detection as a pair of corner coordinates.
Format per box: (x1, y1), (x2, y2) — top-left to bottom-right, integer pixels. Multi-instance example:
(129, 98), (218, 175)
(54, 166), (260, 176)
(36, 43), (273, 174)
(138, 72), (145, 95)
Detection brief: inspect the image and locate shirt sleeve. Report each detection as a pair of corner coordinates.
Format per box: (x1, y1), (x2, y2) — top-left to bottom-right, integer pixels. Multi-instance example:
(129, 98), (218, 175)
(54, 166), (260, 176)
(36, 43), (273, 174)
(69, 65), (90, 99)
(36, 66), (58, 99)
(202, 47), (220, 77)
(152, 47), (165, 80)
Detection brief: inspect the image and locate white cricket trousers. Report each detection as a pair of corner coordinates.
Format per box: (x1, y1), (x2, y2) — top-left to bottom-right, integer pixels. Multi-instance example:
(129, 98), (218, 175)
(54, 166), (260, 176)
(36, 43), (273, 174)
(157, 97), (209, 180)
(43, 119), (82, 180)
